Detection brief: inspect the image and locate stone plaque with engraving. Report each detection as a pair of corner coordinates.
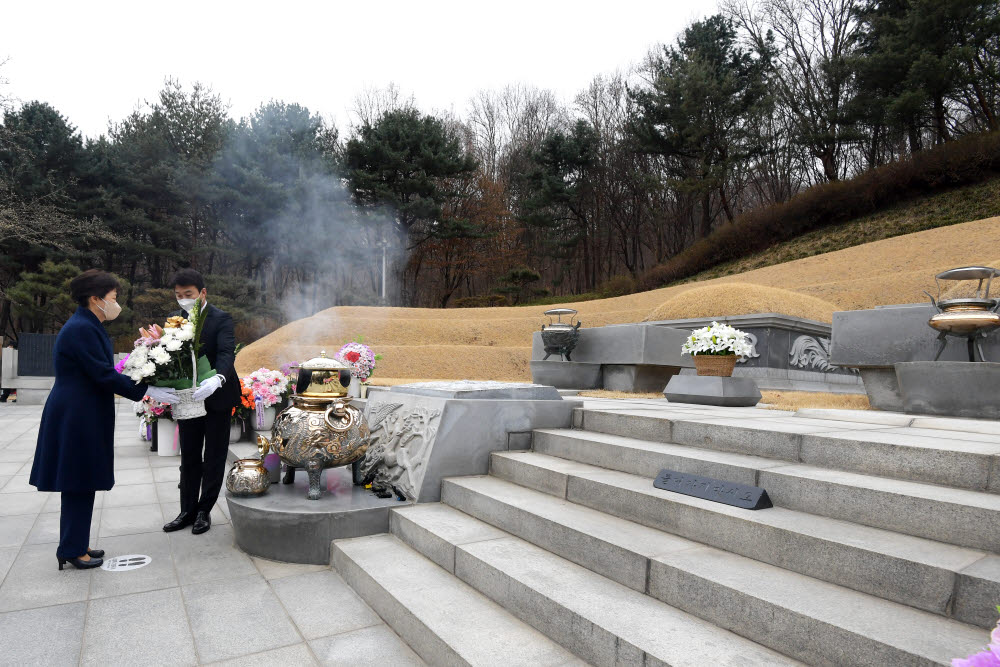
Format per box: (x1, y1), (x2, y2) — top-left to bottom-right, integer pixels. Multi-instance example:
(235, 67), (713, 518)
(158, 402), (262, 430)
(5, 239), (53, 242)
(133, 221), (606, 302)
(653, 469), (772, 510)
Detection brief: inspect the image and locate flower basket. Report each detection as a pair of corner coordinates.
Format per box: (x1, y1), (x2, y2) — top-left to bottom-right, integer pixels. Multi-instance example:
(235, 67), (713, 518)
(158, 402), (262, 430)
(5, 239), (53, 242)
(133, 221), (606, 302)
(682, 322), (753, 378)
(172, 387), (207, 420)
(693, 354), (738, 377)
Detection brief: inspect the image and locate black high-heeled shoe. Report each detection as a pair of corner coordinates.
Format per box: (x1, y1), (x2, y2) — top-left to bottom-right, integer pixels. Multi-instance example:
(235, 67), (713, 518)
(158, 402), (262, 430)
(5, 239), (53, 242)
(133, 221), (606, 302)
(58, 555), (103, 570)
(88, 549), (105, 558)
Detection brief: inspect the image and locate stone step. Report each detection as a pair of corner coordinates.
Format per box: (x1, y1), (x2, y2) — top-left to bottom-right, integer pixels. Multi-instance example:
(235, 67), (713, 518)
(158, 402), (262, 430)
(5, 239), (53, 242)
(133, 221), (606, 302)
(441, 473), (1000, 627)
(492, 447), (1000, 556)
(331, 533), (584, 666)
(394, 501), (985, 666)
(390, 503), (802, 667)
(575, 409), (1000, 493)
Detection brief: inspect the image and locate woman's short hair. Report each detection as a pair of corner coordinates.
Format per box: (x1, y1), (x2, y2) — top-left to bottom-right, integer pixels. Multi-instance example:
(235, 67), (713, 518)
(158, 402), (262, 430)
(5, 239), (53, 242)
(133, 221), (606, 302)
(170, 268), (205, 292)
(70, 270), (122, 308)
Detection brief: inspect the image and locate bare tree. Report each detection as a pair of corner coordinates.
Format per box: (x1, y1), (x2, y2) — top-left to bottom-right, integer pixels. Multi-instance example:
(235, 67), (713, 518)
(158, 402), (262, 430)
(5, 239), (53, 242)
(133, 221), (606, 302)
(725, 0), (861, 182)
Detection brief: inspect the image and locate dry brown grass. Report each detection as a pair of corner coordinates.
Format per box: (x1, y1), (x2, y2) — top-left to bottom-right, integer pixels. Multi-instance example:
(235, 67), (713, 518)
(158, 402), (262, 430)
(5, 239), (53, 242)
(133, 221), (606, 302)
(577, 390), (664, 399)
(644, 283), (837, 323)
(238, 215), (1000, 379)
(760, 390), (871, 412)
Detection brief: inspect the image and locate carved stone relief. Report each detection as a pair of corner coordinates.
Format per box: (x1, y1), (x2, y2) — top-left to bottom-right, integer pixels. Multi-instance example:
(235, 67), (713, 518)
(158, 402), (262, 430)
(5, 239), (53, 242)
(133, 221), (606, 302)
(789, 335), (857, 373)
(359, 401), (442, 501)
(737, 332), (761, 364)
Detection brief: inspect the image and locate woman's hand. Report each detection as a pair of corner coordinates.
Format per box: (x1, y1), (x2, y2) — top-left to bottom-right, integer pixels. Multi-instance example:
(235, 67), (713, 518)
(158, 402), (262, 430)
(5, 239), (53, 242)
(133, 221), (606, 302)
(146, 387), (178, 404)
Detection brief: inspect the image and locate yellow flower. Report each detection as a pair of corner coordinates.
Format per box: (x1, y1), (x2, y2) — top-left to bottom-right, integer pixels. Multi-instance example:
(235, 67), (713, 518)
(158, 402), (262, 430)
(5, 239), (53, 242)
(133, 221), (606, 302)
(164, 316), (189, 329)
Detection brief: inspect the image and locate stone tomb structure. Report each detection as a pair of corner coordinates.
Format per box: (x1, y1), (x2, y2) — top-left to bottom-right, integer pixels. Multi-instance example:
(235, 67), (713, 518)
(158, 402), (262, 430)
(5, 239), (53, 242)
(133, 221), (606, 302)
(531, 315), (864, 394)
(227, 381), (579, 563)
(648, 313), (863, 394)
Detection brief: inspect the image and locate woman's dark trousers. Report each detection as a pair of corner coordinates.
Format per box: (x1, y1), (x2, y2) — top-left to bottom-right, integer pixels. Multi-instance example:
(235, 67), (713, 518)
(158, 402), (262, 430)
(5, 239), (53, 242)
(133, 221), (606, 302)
(57, 491), (96, 559)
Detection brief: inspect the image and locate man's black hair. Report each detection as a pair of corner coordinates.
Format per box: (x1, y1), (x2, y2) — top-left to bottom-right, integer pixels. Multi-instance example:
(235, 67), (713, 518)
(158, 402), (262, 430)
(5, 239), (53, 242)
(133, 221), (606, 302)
(170, 268), (205, 292)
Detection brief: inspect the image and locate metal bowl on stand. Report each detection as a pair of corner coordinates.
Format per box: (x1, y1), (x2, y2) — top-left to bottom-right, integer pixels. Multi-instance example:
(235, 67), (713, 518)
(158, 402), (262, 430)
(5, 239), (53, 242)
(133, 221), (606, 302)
(925, 266), (1000, 361)
(540, 308), (582, 361)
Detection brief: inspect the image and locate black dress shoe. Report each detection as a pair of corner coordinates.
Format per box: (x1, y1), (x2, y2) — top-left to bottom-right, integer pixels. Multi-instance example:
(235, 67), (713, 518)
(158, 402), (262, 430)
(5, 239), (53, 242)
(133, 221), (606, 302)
(191, 511), (211, 535)
(162, 512), (195, 532)
(58, 555), (103, 570)
(149, 443), (158, 452)
(87, 549), (105, 558)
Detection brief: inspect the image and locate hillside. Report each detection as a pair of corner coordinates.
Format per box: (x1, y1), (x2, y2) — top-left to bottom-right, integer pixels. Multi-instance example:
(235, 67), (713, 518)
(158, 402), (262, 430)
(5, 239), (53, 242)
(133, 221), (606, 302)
(686, 177), (1000, 283)
(237, 214), (1000, 382)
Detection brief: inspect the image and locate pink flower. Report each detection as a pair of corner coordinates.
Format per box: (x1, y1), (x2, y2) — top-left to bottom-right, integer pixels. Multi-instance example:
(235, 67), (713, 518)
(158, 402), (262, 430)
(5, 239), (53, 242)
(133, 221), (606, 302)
(953, 650), (1000, 667)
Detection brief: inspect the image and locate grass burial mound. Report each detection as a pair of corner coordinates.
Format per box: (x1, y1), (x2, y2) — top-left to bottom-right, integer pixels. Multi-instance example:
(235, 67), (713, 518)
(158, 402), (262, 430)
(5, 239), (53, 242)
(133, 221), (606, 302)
(237, 215), (1000, 381)
(643, 283), (837, 323)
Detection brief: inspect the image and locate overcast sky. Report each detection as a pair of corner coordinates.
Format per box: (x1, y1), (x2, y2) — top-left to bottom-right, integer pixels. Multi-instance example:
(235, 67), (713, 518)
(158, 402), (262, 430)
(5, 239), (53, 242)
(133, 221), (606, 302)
(2, 0), (713, 140)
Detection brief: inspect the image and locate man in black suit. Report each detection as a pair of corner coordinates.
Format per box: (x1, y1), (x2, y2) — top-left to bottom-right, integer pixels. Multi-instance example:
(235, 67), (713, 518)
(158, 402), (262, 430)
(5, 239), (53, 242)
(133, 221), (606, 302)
(162, 269), (241, 535)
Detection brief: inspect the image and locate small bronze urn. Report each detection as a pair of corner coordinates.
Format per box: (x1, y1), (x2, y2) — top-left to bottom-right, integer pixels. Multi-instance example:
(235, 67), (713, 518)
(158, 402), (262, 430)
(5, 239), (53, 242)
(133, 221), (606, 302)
(225, 439), (271, 498)
(257, 351), (371, 500)
(541, 308), (582, 361)
(925, 266), (1000, 361)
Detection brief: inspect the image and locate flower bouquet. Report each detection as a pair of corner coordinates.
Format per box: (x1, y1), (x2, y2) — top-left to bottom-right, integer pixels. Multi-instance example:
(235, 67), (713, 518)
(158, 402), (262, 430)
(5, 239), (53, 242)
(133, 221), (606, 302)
(681, 321), (754, 377)
(120, 297), (217, 420)
(336, 339), (382, 383)
(243, 368), (291, 430)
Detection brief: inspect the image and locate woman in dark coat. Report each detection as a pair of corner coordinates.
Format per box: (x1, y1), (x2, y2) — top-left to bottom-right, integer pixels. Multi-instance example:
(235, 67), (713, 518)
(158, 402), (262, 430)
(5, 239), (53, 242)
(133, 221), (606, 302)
(29, 270), (176, 570)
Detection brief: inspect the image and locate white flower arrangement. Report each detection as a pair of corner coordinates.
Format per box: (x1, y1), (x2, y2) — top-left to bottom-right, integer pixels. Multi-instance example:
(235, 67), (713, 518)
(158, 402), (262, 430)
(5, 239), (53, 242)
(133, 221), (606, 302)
(120, 315), (209, 388)
(681, 321), (754, 357)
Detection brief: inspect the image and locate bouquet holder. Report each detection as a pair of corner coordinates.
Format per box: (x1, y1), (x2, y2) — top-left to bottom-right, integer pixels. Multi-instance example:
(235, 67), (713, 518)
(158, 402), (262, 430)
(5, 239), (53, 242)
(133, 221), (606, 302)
(167, 351), (210, 420)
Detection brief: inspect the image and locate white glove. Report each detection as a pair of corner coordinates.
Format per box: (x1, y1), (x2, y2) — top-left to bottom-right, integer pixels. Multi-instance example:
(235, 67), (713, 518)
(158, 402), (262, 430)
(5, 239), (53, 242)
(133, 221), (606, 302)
(146, 387), (178, 404)
(192, 374), (225, 401)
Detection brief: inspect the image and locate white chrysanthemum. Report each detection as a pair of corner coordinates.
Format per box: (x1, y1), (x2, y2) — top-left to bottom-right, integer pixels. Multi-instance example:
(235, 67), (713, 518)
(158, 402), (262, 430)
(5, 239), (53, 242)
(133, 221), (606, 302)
(130, 345), (148, 363)
(150, 346), (171, 365)
(164, 338), (183, 352)
(140, 361), (156, 377)
(174, 325), (194, 342)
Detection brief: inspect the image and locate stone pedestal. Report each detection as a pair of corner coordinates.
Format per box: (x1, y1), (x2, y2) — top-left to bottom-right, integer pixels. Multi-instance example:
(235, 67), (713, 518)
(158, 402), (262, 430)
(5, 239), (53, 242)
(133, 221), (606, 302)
(663, 375), (762, 407)
(895, 361), (1000, 419)
(227, 466), (402, 564)
(362, 382), (578, 502)
(530, 361), (602, 389)
(604, 364), (681, 393)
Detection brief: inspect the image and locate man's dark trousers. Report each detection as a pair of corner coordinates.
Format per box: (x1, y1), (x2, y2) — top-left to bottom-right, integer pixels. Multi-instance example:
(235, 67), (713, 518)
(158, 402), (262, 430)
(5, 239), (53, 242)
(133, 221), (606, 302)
(178, 409), (230, 514)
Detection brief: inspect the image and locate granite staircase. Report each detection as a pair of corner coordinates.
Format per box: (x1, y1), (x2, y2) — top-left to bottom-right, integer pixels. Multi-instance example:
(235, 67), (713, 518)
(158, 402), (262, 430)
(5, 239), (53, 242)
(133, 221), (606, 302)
(331, 405), (1000, 666)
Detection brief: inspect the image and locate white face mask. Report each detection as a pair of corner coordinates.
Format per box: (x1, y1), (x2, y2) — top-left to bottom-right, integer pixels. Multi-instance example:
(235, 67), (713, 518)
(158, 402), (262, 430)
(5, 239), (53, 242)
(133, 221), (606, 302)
(177, 298), (197, 313)
(99, 298), (122, 321)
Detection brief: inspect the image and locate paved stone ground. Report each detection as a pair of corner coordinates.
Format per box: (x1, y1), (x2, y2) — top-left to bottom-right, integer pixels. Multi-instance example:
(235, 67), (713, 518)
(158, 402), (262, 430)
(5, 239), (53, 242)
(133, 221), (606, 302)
(0, 400), (424, 667)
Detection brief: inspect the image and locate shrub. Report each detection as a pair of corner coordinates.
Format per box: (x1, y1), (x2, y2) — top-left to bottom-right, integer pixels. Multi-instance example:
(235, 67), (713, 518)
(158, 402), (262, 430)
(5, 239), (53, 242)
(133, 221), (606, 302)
(597, 275), (638, 298)
(638, 131), (1000, 290)
(453, 295), (509, 308)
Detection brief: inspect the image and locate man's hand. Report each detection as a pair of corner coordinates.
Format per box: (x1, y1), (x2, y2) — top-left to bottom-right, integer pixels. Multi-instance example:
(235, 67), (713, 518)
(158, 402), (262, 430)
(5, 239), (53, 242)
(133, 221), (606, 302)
(146, 387), (178, 404)
(193, 375), (225, 401)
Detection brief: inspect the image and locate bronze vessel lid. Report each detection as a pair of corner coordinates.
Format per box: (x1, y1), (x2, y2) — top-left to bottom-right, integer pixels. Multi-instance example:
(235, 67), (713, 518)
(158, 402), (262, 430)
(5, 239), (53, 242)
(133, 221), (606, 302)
(296, 350), (351, 400)
(542, 308), (579, 331)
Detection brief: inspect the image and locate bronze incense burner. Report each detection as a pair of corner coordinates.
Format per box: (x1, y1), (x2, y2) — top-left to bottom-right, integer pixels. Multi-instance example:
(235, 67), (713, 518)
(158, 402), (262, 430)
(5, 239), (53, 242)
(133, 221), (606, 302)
(257, 352), (371, 500)
(925, 266), (1000, 361)
(540, 308), (582, 361)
